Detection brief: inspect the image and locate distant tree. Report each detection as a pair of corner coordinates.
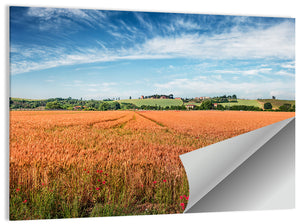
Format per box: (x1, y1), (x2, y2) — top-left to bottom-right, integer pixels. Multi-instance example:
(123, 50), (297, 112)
(200, 100), (213, 110)
(290, 104), (295, 112)
(110, 102), (121, 110)
(129, 96), (132, 99)
(232, 94), (237, 100)
(272, 96), (276, 99)
(181, 105), (187, 110)
(279, 104), (291, 111)
(264, 102), (273, 110)
(216, 104), (225, 110)
(99, 102), (110, 111)
(121, 103), (137, 110)
(45, 101), (62, 110)
(229, 105), (262, 111)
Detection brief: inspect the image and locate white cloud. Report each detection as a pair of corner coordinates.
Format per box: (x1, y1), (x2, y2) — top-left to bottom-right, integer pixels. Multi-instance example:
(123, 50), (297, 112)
(275, 70), (295, 77)
(74, 65), (108, 71)
(211, 74), (222, 80)
(141, 21), (294, 60)
(280, 61), (295, 69)
(10, 21), (294, 75)
(153, 77), (294, 99)
(86, 84), (99, 87)
(214, 67), (294, 79)
(215, 68), (272, 76)
(134, 12), (153, 32)
(101, 82), (117, 87)
(194, 76), (208, 80)
(119, 20), (138, 34)
(87, 88), (98, 92)
(176, 18), (201, 30)
(269, 90), (294, 100)
(164, 18), (201, 33)
(243, 68), (272, 75)
(63, 81), (116, 89)
(27, 7), (88, 20)
(27, 7), (107, 30)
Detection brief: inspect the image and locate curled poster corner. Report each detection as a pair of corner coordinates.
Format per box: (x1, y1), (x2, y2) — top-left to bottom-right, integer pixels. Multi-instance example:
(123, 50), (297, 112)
(180, 117), (295, 213)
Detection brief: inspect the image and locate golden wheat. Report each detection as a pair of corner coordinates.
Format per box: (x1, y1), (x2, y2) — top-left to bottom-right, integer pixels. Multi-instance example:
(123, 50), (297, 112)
(9, 110), (295, 219)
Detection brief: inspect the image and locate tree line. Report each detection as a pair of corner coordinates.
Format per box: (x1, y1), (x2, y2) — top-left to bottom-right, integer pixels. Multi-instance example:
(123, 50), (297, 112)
(263, 102), (295, 112)
(9, 97), (295, 112)
(141, 94), (174, 99)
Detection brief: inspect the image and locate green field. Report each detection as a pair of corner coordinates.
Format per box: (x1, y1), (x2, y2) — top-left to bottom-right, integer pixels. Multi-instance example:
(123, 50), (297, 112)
(10, 97), (46, 101)
(257, 99), (295, 109)
(11, 97), (295, 111)
(118, 98), (293, 109)
(183, 102), (202, 106)
(219, 99), (262, 108)
(117, 99), (183, 107)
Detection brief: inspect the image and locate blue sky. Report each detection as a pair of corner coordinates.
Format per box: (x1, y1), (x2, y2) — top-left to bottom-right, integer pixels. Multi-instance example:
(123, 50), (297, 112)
(10, 6), (295, 100)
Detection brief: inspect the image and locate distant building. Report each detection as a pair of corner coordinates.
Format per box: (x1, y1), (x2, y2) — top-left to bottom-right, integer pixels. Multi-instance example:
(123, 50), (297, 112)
(141, 95), (144, 99)
(186, 104), (196, 109)
(213, 103), (218, 107)
(175, 97), (181, 100)
(160, 96), (167, 99)
(198, 96), (211, 100)
(73, 106), (82, 110)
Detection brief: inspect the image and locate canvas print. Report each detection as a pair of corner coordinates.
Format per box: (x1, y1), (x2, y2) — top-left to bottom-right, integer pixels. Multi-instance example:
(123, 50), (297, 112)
(9, 6), (295, 220)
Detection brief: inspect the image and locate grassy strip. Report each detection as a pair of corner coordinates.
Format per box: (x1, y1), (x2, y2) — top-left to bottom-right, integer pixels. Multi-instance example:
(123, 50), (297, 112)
(219, 99), (262, 108)
(118, 99), (183, 107)
(136, 112), (166, 127)
(257, 99), (295, 109)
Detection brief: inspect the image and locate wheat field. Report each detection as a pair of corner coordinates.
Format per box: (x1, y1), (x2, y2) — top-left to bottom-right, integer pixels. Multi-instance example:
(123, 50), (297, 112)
(9, 110), (295, 220)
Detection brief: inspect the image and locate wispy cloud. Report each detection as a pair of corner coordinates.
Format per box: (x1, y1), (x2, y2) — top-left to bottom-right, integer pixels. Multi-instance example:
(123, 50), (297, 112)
(164, 17), (201, 33)
(214, 67), (294, 78)
(74, 65), (108, 71)
(140, 21), (294, 60)
(211, 74), (222, 80)
(280, 61), (295, 69)
(215, 68), (272, 76)
(63, 81), (116, 88)
(26, 7), (107, 30)
(10, 8), (295, 100)
(134, 12), (153, 32)
(10, 13), (294, 76)
(275, 70), (295, 77)
(119, 20), (138, 34)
